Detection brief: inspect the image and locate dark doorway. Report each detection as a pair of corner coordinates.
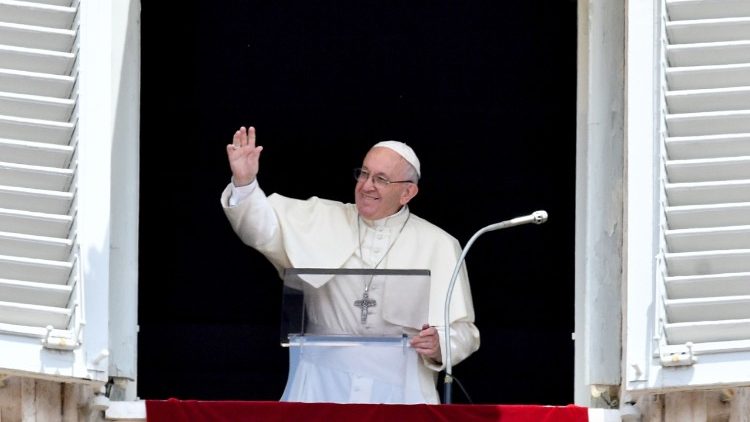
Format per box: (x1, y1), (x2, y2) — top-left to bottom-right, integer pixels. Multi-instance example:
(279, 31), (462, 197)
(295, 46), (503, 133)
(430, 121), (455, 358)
(138, 1), (577, 404)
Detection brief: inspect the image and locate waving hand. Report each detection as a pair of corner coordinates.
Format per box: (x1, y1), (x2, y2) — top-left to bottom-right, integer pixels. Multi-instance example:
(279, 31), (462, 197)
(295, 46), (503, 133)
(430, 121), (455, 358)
(226, 126), (264, 186)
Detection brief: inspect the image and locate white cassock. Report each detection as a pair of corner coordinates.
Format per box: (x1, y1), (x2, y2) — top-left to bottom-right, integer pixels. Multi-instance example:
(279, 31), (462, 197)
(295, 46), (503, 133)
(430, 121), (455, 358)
(221, 180), (480, 404)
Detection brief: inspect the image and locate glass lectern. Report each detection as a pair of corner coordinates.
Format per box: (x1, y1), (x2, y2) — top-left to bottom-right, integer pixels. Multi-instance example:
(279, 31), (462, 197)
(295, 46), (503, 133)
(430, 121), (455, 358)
(279, 268), (430, 403)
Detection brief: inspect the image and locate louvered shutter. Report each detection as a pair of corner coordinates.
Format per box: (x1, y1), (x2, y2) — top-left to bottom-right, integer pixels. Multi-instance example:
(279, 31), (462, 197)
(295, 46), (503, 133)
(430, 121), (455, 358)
(625, 0), (750, 392)
(0, 0), (109, 383)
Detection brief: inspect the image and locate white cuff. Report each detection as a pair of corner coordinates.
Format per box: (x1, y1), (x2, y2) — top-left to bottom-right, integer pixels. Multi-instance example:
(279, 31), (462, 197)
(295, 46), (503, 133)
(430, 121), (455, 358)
(229, 178), (258, 207)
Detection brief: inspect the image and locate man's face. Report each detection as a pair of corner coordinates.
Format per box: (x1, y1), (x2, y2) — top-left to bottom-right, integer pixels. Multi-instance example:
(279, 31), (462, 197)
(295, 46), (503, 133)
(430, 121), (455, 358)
(355, 147), (415, 220)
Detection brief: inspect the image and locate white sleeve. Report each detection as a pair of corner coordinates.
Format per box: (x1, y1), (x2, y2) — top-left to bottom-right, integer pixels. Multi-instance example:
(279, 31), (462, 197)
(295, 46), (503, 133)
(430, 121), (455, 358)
(220, 179), (286, 264)
(423, 320), (480, 371)
(228, 178), (258, 207)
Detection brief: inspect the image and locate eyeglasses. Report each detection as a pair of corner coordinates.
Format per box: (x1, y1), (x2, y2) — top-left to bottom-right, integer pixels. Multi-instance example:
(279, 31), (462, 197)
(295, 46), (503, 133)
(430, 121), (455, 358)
(353, 168), (414, 187)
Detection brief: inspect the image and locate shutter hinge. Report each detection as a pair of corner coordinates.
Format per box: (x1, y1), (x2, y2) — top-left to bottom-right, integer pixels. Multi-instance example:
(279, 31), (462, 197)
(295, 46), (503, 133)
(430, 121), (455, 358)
(659, 342), (697, 367)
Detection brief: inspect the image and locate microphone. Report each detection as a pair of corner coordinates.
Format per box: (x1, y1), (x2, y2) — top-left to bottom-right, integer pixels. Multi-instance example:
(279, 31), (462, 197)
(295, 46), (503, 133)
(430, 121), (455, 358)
(442, 210), (548, 404)
(483, 210), (548, 230)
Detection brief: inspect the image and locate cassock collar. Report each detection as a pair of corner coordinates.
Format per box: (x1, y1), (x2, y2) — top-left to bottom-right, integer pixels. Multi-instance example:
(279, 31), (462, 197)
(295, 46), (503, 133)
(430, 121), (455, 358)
(360, 205), (410, 229)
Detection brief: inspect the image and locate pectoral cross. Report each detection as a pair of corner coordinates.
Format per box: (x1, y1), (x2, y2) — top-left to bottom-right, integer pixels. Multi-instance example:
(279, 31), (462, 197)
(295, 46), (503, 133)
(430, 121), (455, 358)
(354, 291), (377, 323)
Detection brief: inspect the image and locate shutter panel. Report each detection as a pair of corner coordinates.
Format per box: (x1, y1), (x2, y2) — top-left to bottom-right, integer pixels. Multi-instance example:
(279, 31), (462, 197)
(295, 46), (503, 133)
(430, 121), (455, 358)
(0, 0), (92, 379)
(646, 0), (750, 389)
(660, 0), (750, 354)
(624, 0), (750, 393)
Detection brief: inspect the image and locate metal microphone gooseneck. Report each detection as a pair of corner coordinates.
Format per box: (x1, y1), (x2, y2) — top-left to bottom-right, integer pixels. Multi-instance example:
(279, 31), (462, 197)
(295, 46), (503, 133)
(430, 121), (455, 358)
(442, 210), (548, 404)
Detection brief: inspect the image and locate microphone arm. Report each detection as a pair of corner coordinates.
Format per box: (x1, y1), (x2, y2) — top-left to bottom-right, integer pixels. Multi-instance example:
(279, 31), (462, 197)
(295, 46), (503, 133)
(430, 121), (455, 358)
(442, 210), (548, 404)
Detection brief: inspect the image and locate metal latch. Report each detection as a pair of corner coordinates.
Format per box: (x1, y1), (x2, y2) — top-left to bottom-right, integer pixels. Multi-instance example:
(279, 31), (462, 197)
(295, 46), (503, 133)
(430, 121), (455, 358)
(41, 325), (80, 351)
(660, 342), (697, 367)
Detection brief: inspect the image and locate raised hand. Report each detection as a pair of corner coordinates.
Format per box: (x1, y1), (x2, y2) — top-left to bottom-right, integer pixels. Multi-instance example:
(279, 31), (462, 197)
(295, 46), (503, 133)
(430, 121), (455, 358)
(226, 126), (263, 186)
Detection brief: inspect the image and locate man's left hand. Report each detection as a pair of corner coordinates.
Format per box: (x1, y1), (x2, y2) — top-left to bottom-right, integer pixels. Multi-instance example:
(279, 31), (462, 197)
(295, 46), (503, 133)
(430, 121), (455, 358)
(410, 324), (442, 363)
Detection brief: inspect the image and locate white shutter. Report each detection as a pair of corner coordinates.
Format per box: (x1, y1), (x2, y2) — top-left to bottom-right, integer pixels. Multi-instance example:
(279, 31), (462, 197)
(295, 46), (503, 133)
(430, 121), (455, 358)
(0, 0), (109, 383)
(625, 0), (750, 392)
(661, 0), (750, 355)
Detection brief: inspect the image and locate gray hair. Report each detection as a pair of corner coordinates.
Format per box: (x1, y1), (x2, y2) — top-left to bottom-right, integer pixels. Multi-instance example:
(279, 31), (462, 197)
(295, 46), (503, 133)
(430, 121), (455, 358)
(402, 161), (420, 184)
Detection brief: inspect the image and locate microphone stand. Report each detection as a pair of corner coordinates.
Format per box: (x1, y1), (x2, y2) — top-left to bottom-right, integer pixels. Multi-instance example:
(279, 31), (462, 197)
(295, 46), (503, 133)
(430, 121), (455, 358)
(442, 211), (548, 404)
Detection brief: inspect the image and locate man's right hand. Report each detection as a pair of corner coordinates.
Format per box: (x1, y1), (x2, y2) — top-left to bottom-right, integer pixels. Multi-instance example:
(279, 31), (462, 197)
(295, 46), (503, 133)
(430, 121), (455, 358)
(226, 126), (263, 186)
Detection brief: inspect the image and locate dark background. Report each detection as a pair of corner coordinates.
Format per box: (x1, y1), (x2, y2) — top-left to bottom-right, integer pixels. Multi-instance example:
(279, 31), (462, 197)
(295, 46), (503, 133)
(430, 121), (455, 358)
(138, 1), (577, 405)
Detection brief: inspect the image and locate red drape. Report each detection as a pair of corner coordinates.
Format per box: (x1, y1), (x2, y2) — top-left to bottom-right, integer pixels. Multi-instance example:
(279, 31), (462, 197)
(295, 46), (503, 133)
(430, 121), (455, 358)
(146, 399), (589, 422)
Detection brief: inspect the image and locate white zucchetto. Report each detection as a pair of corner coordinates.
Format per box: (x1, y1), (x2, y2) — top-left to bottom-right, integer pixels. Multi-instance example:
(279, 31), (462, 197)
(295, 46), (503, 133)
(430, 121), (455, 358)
(371, 140), (421, 179)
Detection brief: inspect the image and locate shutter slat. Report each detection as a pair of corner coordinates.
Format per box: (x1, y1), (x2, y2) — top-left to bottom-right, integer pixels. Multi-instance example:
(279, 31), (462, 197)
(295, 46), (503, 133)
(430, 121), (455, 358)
(0, 44), (75, 75)
(668, 41), (750, 67)
(667, 295), (750, 323)
(0, 277), (71, 307)
(0, 138), (72, 167)
(666, 87), (750, 114)
(667, 110), (750, 137)
(0, 207), (71, 237)
(0, 115), (74, 144)
(0, 92), (75, 121)
(666, 226), (750, 253)
(0, 321), (62, 337)
(666, 179), (750, 206)
(666, 156), (750, 182)
(668, 64), (750, 91)
(22, 0), (73, 7)
(666, 319), (750, 344)
(0, 254), (72, 284)
(0, 162), (73, 190)
(666, 249), (750, 277)
(0, 1), (77, 30)
(0, 22), (75, 52)
(666, 133), (750, 159)
(667, 18), (750, 44)
(0, 185), (73, 214)
(0, 231), (72, 261)
(666, 273), (750, 299)
(666, 202), (750, 229)
(667, 0), (750, 22)
(0, 300), (70, 329)
(0, 69), (74, 98)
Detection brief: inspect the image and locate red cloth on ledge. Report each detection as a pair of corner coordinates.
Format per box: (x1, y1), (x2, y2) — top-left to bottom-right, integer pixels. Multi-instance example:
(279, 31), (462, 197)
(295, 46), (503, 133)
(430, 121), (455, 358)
(145, 399), (588, 422)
